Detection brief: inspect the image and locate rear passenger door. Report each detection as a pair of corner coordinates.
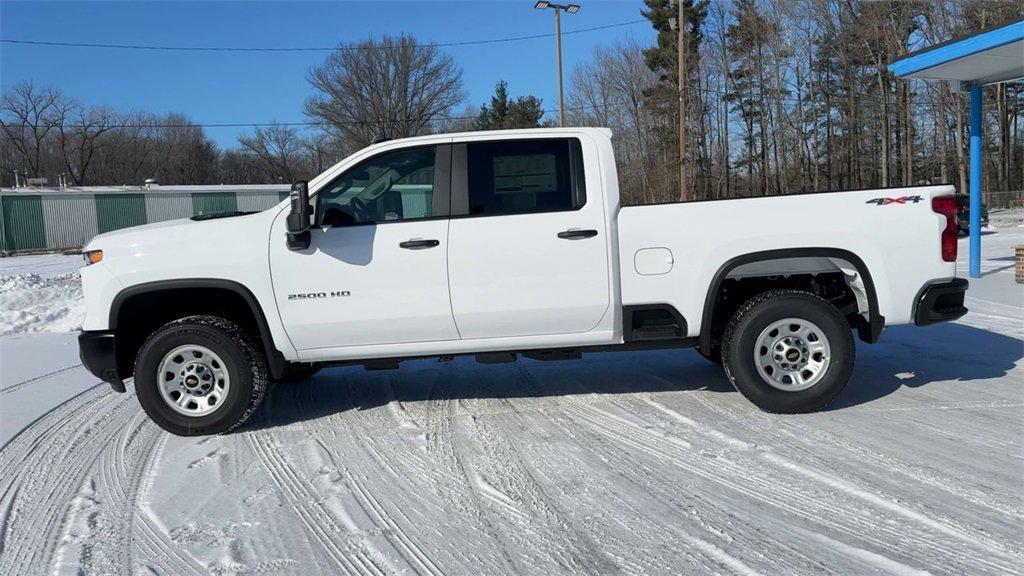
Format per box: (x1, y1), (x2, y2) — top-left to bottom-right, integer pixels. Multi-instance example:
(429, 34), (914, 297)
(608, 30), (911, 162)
(446, 137), (610, 340)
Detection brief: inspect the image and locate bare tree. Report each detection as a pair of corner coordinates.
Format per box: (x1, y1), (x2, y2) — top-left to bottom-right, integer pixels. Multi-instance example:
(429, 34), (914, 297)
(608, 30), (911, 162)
(57, 103), (117, 185)
(0, 82), (64, 179)
(305, 35), (464, 150)
(569, 40), (664, 204)
(238, 124), (308, 182)
(434, 104), (480, 134)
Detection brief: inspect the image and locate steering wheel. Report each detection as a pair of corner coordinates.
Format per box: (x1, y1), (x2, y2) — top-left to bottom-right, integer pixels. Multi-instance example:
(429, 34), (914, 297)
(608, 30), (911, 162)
(348, 196), (370, 220)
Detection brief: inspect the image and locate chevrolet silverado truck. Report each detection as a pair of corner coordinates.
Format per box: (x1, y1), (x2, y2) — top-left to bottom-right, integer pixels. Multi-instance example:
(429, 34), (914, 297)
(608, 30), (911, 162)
(78, 128), (968, 436)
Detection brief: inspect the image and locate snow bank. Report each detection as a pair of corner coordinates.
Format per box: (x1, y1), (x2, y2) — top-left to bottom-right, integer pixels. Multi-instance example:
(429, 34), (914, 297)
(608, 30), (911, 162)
(0, 255), (84, 337)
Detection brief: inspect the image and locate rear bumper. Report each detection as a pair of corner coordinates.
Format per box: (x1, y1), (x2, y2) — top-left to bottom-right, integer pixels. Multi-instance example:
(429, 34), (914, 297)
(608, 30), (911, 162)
(914, 278), (968, 326)
(79, 330), (125, 393)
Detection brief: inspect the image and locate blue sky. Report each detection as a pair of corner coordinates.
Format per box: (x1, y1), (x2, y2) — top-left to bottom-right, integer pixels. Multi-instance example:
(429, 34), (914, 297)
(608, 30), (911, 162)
(1, 1), (655, 148)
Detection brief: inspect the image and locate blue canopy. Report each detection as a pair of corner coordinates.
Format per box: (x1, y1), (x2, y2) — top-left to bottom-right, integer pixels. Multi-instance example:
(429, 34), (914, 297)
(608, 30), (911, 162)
(889, 20), (1023, 85)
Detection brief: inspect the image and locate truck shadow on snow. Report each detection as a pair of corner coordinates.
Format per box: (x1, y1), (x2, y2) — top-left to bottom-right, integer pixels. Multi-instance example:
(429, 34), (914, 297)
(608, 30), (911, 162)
(244, 323), (1021, 431)
(830, 322), (1022, 410)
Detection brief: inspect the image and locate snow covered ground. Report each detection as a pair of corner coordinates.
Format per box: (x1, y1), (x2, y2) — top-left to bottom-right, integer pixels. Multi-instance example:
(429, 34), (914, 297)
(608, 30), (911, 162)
(1, 224), (1021, 575)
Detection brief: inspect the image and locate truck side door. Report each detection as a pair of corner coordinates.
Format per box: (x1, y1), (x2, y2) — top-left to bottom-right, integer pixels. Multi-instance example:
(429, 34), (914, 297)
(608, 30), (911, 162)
(270, 144), (460, 350)
(446, 137), (610, 339)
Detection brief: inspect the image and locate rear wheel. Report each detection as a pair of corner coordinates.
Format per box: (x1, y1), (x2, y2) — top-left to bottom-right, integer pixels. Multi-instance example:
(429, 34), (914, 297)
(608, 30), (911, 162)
(134, 315), (268, 436)
(721, 290), (854, 413)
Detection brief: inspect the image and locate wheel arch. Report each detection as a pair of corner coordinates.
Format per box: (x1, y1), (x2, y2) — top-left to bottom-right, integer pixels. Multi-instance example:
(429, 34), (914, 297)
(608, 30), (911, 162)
(110, 279), (287, 380)
(699, 248), (883, 354)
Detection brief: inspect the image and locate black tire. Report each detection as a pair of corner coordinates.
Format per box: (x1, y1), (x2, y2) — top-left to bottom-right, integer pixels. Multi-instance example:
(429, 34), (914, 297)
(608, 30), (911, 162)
(697, 346), (723, 365)
(134, 315), (268, 436)
(721, 290), (854, 414)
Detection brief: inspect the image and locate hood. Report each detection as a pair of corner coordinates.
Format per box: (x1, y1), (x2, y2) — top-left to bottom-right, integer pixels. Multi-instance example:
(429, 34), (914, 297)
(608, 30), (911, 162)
(86, 217), (195, 246)
(84, 210), (275, 255)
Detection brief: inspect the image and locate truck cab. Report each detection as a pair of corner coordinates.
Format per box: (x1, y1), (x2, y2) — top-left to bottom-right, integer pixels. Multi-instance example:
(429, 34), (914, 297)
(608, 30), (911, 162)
(78, 128), (968, 435)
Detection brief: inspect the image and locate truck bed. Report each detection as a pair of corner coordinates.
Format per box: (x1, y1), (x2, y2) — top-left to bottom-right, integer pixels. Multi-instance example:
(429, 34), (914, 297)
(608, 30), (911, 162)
(616, 185), (958, 337)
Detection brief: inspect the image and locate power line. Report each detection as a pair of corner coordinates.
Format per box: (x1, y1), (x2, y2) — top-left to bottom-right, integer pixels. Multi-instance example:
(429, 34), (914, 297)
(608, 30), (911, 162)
(0, 103), (610, 130)
(0, 20), (646, 52)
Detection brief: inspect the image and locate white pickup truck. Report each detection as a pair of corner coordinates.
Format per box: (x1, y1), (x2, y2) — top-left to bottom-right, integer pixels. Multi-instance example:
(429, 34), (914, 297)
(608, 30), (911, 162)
(78, 128), (968, 435)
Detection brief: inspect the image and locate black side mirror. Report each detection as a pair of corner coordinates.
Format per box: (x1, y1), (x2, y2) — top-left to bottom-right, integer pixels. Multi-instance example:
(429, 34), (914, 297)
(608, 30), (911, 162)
(286, 181), (312, 251)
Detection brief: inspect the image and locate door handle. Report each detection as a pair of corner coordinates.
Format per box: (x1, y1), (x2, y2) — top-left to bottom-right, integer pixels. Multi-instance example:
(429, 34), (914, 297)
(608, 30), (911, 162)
(399, 239), (440, 249)
(557, 229), (598, 240)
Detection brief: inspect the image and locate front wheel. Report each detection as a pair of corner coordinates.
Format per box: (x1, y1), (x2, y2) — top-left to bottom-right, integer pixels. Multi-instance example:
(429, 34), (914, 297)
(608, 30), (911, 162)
(134, 315), (268, 436)
(721, 290), (854, 414)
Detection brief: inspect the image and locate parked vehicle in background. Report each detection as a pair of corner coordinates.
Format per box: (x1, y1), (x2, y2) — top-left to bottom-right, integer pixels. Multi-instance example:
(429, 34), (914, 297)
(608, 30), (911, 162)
(77, 128), (969, 436)
(956, 193), (989, 234)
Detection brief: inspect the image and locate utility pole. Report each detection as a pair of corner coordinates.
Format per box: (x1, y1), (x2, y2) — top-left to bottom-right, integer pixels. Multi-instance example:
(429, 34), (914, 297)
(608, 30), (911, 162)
(534, 2), (580, 127)
(676, 0), (689, 201)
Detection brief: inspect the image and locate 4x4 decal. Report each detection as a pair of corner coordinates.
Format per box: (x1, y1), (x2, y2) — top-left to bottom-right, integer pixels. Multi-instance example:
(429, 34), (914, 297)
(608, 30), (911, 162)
(866, 195), (923, 206)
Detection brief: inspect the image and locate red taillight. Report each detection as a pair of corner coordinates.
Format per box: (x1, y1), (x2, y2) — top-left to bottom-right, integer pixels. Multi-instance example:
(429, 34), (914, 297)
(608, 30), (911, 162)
(932, 195), (958, 262)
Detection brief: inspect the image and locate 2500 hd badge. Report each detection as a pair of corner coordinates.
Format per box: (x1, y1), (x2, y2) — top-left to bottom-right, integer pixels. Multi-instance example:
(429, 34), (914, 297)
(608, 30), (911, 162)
(288, 291), (351, 300)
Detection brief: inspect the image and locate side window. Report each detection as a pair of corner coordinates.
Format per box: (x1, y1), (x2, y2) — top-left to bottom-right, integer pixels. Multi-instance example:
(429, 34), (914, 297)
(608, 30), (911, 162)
(316, 146), (435, 226)
(466, 139), (584, 217)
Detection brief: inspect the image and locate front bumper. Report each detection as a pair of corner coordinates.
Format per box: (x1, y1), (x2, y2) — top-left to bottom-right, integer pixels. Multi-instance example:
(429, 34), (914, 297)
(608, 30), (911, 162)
(79, 330), (125, 392)
(914, 278), (968, 326)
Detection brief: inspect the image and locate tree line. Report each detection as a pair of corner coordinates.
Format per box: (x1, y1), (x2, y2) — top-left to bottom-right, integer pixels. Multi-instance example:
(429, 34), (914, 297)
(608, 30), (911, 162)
(574, 0), (1022, 205)
(2, 0), (1021, 206)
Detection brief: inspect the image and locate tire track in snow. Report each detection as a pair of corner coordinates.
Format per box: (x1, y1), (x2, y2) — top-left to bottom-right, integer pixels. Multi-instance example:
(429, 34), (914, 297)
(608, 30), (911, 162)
(449, 390), (620, 576)
(556, 366), (1021, 573)
(302, 367), (609, 576)
(508, 366), (802, 575)
(129, 432), (210, 576)
(510, 365), (997, 574)
(246, 428), (388, 576)
(678, 388), (1024, 540)
(55, 410), (163, 575)
(561, 396), (1016, 574)
(647, 389), (1024, 522)
(496, 396), (740, 576)
(299, 370), (515, 576)
(0, 381), (105, 453)
(558, 401), (923, 574)
(371, 370), (523, 575)
(0, 363), (82, 395)
(316, 438), (447, 576)
(0, 384), (138, 574)
(133, 511), (207, 576)
(421, 365), (629, 575)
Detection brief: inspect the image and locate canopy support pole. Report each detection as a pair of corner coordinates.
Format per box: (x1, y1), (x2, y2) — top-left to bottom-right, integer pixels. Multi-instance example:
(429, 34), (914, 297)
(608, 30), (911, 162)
(968, 84), (983, 278)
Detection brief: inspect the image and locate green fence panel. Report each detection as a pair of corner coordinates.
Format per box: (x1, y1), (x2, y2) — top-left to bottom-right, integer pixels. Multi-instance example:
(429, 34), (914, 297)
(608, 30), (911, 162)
(96, 194), (147, 233)
(192, 192), (238, 216)
(1, 195), (46, 251)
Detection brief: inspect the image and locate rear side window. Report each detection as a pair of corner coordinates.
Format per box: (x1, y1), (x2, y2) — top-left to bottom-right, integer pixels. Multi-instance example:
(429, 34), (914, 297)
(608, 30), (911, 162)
(466, 139), (585, 216)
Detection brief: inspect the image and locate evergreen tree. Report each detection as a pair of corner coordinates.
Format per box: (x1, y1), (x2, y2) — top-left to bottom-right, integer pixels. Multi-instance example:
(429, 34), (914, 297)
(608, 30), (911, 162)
(475, 81), (549, 130)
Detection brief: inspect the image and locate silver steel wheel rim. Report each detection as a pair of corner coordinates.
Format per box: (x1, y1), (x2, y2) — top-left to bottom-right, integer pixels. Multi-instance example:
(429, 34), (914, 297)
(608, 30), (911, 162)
(754, 318), (831, 392)
(157, 344), (230, 417)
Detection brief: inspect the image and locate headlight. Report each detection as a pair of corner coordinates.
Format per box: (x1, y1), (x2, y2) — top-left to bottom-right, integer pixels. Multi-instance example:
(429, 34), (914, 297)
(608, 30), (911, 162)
(83, 249), (104, 265)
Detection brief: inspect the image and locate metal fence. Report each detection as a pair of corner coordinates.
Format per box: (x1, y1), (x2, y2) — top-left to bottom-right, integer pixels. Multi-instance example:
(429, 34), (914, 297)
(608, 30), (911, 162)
(0, 185), (289, 253)
(986, 190), (1023, 209)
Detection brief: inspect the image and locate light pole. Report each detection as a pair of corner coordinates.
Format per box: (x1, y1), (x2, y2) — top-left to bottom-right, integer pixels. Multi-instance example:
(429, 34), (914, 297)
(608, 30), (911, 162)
(534, 1), (580, 127)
